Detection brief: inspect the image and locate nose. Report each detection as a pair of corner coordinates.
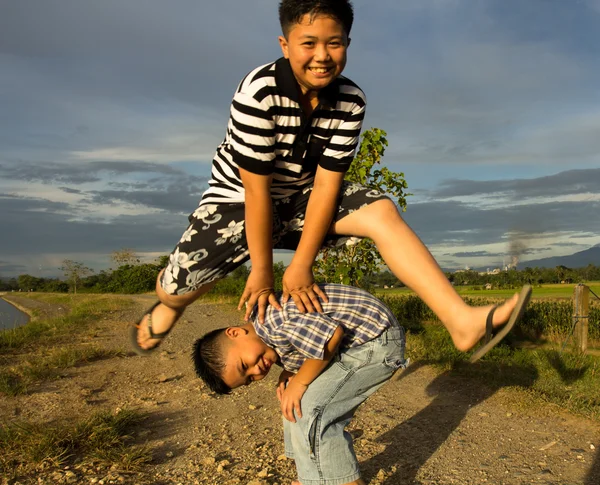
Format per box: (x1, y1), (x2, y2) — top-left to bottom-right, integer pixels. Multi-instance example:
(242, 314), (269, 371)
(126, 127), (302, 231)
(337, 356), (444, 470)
(314, 43), (331, 62)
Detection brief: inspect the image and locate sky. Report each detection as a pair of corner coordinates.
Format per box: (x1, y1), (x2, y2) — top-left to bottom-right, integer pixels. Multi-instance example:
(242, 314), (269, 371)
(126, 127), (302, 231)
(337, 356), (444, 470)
(1, 0), (600, 278)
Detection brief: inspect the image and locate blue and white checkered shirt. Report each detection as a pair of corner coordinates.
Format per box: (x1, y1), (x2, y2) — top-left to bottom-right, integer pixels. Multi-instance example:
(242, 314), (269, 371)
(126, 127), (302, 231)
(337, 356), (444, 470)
(252, 284), (399, 373)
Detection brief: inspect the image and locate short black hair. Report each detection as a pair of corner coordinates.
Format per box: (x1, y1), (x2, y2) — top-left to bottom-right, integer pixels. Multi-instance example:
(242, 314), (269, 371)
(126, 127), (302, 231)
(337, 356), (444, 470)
(279, 0), (354, 38)
(192, 328), (232, 395)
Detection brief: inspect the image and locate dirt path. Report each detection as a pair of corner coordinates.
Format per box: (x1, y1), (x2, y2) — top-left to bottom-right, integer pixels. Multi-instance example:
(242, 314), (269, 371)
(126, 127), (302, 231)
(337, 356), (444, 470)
(2, 296), (599, 485)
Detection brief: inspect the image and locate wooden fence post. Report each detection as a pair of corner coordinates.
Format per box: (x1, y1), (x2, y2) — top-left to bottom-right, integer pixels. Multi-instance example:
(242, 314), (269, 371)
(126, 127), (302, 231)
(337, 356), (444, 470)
(573, 284), (589, 354)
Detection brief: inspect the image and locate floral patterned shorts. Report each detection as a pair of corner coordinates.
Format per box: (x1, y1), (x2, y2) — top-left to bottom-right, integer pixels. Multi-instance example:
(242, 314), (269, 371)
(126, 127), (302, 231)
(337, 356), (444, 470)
(161, 182), (388, 295)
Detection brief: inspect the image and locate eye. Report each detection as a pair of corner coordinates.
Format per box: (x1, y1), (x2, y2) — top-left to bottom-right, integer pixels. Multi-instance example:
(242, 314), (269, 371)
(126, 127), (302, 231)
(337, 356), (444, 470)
(303, 42), (315, 47)
(329, 41), (341, 47)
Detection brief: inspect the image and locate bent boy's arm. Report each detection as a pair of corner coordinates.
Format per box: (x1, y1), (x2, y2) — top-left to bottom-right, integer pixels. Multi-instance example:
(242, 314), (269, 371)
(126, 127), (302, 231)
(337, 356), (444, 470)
(280, 324), (345, 422)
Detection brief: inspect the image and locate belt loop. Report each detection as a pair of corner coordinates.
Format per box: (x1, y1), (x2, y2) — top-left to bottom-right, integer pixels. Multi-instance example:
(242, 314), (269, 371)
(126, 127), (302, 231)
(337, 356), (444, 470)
(381, 327), (389, 345)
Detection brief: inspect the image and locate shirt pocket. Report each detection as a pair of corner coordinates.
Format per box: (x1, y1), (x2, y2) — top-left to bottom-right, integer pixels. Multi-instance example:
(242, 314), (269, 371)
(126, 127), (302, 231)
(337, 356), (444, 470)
(302, 135), (329, 173)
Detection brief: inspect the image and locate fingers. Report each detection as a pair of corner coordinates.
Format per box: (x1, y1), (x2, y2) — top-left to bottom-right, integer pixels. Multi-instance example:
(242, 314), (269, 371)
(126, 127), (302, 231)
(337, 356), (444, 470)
(282, 399), (299, 423)
(294, 400), (302, 420)
(313, 284), (328, 304)
(268, 292), (282, 311)
(289, 287), (324, 313)
(237, 289), (250, 311)
(290, 292), (307, 313)
(242, 289), (279, 323)
(243, 294), (258, 322)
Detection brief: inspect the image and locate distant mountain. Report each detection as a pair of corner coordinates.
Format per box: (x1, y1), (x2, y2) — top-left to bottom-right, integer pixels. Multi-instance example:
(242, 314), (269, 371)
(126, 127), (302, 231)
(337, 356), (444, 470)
(518, 244), (600, 269)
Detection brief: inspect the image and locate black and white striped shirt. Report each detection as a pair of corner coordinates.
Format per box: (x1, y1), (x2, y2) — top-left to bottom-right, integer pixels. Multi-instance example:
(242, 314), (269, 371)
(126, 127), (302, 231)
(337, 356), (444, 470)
(199, 57), (366, 206)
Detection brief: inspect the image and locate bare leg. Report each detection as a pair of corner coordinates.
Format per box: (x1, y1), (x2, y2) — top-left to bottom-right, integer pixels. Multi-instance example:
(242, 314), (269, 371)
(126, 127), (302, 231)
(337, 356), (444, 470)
(135, 269), (219, 350)
(331, 199), (519, 351)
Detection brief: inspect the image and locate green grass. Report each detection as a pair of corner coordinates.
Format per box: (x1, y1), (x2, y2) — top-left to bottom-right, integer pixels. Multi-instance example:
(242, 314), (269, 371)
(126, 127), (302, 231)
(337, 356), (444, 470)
(0, 345), (124, 396)
(0, 409), (152, 480)
(0, 294), (132, 351)
(377, 281), (600, 300)
(407, 326), (600, 420)
(0, 294), (132, 395)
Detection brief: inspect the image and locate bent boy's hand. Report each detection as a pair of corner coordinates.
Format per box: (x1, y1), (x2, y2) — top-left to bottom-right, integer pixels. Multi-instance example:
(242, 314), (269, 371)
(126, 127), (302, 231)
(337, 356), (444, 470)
(238, 269), (282, 323)
(282, 264), (328, 314)
(280, 379), (308, 423)
(276, 370), (295, 402)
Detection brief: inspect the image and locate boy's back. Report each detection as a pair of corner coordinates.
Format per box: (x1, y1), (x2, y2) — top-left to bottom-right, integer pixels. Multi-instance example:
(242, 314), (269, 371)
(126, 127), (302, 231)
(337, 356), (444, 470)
(253, 283), (401, 372)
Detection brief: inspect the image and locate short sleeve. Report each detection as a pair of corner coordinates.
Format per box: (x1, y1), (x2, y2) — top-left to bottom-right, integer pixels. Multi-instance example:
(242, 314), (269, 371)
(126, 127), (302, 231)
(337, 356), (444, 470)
(282, 310), (340, 361)
(227, 91), (276, 175)
(318, 88), (366, 173)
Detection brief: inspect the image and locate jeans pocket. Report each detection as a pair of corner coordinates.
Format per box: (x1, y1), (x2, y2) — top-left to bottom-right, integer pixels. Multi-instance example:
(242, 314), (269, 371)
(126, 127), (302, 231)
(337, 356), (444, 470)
(384, 355), (409, 371)
(307, 412), (321, 459)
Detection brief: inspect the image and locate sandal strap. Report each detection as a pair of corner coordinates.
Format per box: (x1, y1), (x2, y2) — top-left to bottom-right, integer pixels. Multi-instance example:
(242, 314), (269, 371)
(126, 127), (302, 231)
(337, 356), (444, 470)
(146, 310), (170, 339)
(484, 305), (498, 344)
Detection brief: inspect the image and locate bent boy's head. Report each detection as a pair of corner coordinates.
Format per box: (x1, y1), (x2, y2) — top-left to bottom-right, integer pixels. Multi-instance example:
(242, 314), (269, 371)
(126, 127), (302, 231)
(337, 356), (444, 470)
(193, 324), (279, 394)
(278, 0), (354, 95)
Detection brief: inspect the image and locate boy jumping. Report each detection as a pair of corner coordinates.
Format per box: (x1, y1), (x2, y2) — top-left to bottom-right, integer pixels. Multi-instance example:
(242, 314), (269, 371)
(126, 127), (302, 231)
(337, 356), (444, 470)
(131, 0), (525, 361)
(194, 283), (409, 485)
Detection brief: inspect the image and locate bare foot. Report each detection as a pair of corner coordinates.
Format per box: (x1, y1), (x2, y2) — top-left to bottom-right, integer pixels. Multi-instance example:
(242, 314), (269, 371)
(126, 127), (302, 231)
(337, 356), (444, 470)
(450, 293), (520, 352)
(136, 303), (181, 350)
(291, 481), (300, 485)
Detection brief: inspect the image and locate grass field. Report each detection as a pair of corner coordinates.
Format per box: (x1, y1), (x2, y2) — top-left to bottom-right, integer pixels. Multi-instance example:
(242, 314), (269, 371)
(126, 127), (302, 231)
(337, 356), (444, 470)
(376, 282), (600, 300)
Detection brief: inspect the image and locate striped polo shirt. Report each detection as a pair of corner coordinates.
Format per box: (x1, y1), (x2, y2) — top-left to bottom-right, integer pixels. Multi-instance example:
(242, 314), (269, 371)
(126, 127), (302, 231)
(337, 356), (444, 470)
(199, 57), (366, 206)
(252, 284), (398, 373)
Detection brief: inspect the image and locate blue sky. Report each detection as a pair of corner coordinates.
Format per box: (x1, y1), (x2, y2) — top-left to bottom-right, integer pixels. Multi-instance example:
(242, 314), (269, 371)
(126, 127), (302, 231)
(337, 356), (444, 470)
(1, 0), (600, 278)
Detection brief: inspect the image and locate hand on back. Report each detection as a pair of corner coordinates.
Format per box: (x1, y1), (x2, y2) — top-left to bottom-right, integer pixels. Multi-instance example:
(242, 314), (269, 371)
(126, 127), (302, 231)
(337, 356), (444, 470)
(282, 264), (328, 313)
(238, 268), (282, 323)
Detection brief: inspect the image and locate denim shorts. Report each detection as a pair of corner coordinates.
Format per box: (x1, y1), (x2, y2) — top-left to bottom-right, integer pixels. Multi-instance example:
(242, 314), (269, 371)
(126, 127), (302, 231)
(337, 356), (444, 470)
(283, 324), (408, 485)
(160, 181), (388, 296)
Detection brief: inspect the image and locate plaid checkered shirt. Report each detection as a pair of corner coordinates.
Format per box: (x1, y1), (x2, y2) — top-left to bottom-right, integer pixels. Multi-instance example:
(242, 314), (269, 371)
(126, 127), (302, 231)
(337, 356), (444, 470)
(252, 283), (399, 373)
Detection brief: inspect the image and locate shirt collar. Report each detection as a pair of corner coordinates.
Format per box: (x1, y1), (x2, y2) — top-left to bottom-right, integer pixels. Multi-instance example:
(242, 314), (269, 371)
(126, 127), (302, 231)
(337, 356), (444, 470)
(274, 57), (339, 109)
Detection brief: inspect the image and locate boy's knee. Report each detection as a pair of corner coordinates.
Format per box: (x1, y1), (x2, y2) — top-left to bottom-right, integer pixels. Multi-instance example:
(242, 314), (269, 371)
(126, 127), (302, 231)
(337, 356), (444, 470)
(364, 198), (400, 223)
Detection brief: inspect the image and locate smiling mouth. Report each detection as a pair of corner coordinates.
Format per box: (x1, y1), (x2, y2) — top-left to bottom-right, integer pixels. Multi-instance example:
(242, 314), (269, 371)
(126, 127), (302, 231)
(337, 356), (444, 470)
(308, 66), (333, 74)
(261, 357), (272, 374)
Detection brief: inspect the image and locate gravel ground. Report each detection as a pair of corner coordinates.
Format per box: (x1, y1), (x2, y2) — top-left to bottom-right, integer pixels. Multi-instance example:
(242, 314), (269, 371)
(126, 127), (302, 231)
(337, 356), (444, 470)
(1, 295), (599, 485)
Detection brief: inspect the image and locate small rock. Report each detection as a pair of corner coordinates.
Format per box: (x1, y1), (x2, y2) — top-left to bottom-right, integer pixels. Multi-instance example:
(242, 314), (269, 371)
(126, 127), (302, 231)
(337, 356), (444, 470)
(202, 457), (216, 466)
(376, 469), (386, 480)
(591, 444), (596, 450)
(248, 404), (257, 410)
(166, 451), (174, 458)
(276, 454), (287, 461)
(257, 468), (268, 478)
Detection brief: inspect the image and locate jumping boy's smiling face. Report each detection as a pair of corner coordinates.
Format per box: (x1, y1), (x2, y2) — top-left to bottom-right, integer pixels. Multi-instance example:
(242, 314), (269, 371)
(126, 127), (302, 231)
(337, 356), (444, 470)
(278, 13), (349, 96)
(221, 326), (280, 389)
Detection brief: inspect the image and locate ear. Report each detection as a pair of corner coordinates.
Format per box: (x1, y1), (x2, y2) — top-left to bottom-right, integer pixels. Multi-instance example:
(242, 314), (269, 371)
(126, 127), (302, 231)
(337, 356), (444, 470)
(347, 37), (351, 48)
(225, 327), (248, 340)
(278, 35), (289, 58)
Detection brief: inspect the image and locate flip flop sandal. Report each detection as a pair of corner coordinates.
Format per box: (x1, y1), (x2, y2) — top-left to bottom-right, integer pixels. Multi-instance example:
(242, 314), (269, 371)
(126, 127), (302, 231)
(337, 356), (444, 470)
(469, 284), (532, 363)
(129, 302), (181, 356)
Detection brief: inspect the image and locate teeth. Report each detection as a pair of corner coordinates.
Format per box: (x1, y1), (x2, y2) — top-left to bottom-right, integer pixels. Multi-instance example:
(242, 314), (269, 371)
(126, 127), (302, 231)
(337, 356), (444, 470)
(310, 67), (329, 73)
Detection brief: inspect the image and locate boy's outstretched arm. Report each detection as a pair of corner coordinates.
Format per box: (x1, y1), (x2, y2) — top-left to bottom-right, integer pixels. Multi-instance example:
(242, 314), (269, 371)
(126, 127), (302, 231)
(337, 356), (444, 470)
(238, 168), (282, 323)
(279, 324), (344, 422)
(282, 167), (345, 312)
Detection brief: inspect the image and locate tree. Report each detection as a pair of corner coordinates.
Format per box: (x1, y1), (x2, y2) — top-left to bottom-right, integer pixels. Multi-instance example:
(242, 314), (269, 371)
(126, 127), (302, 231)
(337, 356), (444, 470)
(110, 248), (141, 267)
(60, 260), (93, 294)
(314, 128), (410, 287)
